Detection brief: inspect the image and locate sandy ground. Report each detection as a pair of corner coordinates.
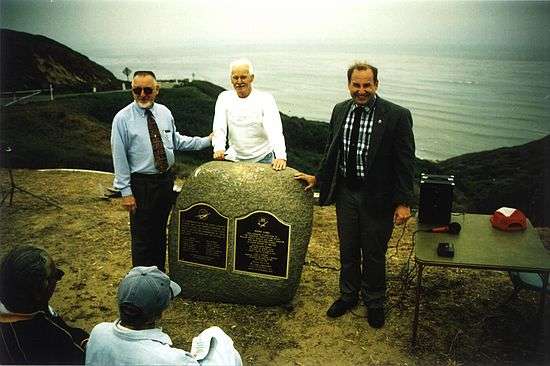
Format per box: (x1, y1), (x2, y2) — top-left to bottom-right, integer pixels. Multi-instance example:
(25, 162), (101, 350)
(1, 170), (549, 365)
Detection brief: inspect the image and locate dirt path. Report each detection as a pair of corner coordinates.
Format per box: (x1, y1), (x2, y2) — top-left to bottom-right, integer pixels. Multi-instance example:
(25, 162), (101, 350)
(1, 170), (548, 365)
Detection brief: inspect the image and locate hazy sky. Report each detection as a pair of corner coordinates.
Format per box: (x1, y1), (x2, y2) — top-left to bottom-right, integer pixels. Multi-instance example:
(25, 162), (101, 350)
(1, 0), (549, 53)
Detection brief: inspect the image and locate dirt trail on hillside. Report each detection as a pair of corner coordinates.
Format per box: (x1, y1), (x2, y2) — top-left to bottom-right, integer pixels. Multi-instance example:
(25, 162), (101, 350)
(1, 170), (548, 365)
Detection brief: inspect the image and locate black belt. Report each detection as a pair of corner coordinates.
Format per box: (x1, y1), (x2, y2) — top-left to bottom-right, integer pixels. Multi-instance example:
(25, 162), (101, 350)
(131, 168), (174, 181)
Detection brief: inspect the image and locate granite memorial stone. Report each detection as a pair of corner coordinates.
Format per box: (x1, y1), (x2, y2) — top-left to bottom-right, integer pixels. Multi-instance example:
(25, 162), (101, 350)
(168, 161), (313, 305)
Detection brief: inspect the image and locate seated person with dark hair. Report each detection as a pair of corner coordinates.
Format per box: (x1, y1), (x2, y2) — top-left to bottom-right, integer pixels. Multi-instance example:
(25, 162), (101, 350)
(0, 245), (89, 365)
(86, 266), (242, 366)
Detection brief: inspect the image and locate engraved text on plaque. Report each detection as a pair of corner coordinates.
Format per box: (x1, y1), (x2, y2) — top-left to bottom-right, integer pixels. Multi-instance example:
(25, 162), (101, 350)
(178, 203), (228, 269)
(234, 211), (291, 279)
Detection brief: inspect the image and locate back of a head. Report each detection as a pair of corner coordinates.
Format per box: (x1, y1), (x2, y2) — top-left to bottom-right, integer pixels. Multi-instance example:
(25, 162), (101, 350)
(117, 266), (181, 328)
(118, 302), (154, 329)
(0, 245), (50, 313)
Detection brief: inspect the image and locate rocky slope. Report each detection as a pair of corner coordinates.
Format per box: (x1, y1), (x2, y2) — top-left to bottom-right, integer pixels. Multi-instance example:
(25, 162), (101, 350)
(0, 28), (121, 92)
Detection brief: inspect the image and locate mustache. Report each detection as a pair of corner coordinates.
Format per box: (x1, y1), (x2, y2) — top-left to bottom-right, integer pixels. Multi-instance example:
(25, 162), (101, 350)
(353, 91), (372, 96)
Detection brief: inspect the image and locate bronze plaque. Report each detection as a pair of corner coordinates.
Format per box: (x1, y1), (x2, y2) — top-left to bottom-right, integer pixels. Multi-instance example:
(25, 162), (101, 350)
(178, 203), (228, 269)
(234, 211), (291, 279)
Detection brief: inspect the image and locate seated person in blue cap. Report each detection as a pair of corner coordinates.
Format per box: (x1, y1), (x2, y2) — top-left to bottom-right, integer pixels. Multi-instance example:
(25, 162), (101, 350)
(85, 266), (242, 366)
(0, 245), (89, 365)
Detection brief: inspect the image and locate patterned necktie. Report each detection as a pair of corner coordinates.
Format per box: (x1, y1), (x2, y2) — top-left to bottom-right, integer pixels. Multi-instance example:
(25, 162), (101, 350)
(346, 106), (365, 178)
(145, 109), (169, 173)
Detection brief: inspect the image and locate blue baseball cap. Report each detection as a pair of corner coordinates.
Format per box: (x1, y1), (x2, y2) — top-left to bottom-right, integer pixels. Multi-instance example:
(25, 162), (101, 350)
(117, 266), (181, 315)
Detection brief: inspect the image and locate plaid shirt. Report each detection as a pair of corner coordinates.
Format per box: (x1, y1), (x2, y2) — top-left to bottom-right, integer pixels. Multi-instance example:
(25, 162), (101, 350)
(340, 96), (377, 178)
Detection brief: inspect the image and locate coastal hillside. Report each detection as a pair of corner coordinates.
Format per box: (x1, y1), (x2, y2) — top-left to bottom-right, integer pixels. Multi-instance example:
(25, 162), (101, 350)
(0, 80), (328, 175)
(0, 29), (121, 92)
(0, 30), (547, 226)
(422, 135), (549, 227)
(441, 137), (549, 222)
(0, 83), (548, 226)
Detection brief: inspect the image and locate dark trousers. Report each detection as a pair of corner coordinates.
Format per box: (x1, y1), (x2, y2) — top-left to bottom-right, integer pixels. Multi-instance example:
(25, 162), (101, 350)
(129, 171), (175, 273)
(335, 181), (394, 307)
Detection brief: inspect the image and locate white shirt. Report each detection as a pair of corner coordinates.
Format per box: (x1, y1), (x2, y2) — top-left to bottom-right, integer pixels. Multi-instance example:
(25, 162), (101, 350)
(212, 88), (287, 162)
(85, 321), (242, 366)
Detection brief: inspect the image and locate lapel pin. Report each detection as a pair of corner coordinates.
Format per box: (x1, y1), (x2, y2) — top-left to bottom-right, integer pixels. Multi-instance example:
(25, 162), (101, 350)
(377, 119), (382, 124)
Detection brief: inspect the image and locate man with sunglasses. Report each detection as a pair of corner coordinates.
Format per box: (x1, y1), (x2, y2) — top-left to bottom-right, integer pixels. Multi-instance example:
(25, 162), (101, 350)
(0, 245), (89, 364)
(212, 59), (287, 170)
(111, 71), (212, 273)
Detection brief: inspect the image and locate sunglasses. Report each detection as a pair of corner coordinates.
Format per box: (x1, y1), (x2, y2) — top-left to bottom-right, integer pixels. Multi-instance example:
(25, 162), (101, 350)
(49, 267), (65, 283)
(132, 87), (154, 95)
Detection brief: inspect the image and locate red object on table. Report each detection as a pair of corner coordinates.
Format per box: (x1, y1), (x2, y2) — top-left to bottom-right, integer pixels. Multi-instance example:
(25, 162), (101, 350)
(490, 207), (527, 231)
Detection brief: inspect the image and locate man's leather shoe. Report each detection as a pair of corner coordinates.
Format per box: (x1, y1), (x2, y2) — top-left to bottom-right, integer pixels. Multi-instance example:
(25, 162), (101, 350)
(326, 299), (357, 318)
(367, 307), (385, 328)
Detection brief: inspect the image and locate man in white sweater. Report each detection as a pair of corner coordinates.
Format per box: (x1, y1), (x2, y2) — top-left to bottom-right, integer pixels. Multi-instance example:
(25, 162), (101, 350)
(212, 58), (287, 170)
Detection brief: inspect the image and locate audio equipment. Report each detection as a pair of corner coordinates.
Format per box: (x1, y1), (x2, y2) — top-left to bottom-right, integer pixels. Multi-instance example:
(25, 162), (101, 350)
(437, 242), (455, 257)
(418, 174), (454, 225)
(424, 222), (462, 234)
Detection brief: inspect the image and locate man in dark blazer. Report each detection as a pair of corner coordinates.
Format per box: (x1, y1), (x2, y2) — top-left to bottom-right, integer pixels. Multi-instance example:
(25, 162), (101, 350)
(295, 62), (415, 328)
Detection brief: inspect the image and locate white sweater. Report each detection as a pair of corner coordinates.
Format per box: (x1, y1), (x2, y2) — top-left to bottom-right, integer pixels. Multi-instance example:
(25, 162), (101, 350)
(212, 88), (287, 161)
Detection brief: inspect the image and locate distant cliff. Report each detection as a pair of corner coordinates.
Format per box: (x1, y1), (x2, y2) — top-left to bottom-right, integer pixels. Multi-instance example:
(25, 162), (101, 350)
(0, 30), (547, 226)
(419, 135), (549, 227)
(1, 81), (548, 226)
(0, 28), (121, 92)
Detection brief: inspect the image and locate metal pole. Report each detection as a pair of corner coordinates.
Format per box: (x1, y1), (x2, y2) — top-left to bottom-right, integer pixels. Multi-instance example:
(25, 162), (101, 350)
(540, 272), (549, 364)
(540, 271), (549, 317)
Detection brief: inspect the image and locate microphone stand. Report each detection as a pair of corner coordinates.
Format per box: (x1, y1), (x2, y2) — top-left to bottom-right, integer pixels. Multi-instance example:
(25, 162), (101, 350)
(1, 147), (63, 209)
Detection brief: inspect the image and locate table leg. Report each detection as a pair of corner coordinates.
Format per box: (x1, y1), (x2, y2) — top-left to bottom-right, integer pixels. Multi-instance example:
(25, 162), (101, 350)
(540, 272), (549, 364)
(411, 263), (424, 348)
(539, 272), (549, 318)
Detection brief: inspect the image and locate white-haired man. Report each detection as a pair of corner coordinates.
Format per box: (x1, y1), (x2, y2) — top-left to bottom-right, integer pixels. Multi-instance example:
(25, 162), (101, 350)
(212, 59), (287, 170)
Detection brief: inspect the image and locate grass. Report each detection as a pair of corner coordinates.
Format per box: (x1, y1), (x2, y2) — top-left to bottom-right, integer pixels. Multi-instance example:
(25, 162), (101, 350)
(1, 80), (548, 225)
(1, 169), (548, 365)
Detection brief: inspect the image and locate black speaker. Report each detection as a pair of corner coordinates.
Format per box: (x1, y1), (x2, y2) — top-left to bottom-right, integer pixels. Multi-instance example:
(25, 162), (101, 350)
(418, 174), (454, 225)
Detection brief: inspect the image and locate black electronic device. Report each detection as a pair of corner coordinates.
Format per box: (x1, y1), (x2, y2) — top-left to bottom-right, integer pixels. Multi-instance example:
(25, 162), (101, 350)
(437, 242), (455, 258)
(418, 173), (454, 225)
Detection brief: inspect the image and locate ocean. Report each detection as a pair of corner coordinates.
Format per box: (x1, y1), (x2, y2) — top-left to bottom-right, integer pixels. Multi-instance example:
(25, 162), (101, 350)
(87, 42), (550, 161)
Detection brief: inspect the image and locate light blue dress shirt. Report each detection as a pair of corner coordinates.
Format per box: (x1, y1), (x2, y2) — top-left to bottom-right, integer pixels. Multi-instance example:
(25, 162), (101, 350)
(85, 321), (200, 366)
(111, 102), (211, 196)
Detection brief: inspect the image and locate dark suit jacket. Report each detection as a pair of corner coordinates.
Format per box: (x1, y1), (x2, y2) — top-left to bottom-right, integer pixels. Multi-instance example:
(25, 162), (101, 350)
(0, 310), (88, 365)
(316, 96), (415, 217)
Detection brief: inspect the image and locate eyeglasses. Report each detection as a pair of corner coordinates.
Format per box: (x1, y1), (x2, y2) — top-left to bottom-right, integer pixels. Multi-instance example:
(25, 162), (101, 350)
(132, 87), (154, 95)
(49, 267), (65, 283)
